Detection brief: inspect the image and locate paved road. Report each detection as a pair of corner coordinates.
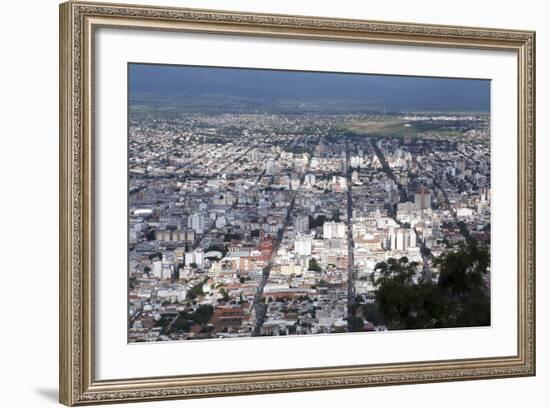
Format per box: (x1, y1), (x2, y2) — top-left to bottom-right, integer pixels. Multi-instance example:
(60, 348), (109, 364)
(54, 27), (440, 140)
(370, 138), (408, 206)
(344, 137), (356, 320)
(250, 140), (320, 336)
(369, 137), (433, 282)
(217, 143), (262, 174)
(250, 193), (295, 336)
(192, 222), (215, 250)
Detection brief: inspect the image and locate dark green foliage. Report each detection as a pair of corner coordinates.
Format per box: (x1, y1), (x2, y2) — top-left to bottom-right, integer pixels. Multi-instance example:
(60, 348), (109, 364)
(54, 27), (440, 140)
(309, 215), (328, 229)
(348, 316), (365, 332)
(362, 303), (383, 326)
(189, 304), (214, 324)
(205, 244), (228, 257)
(170, 315), (191, 332)
(283, 146), (309, 154)
(434, 239), (490, 327)
(186, 280), (205, 300)
(308, 258), (322, 272)
(155, 315), (172, 329)
(224, 233), (242, 242)
(219, 288), (230, 302)
(170, 304), (214, 333)
(148, 252), (162, 261)
(457, 221), (472, 240)
(374, 241), (490, 330)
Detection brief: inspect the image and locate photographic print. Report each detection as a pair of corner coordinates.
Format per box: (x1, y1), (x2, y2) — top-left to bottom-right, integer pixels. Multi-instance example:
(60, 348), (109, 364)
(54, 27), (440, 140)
(59, 4), (536, 404)
(127, 64), (491, 342)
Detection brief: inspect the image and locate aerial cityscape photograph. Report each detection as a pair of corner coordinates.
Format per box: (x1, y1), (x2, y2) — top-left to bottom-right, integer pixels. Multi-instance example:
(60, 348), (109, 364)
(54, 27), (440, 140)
(127, 64), (491, 342)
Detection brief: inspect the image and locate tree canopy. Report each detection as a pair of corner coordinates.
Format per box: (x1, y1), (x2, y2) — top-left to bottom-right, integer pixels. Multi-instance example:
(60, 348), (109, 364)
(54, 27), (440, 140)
(373, 241), (490, 330)
(308, 258), (322, 272)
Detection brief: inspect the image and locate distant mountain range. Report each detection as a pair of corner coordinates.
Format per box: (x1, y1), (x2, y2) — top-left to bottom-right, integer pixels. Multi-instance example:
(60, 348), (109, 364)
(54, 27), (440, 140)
(129, 63), (490, 113)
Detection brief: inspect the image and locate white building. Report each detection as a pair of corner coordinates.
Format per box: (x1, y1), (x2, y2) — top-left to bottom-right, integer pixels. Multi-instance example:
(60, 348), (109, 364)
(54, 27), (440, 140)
(152, 260), (173, 280)
(152, 261), (162, 279)
(332, 175), (347, 191)
(266, 159), (275, 176)
(395, 228), (417, 251)
(397, 201), (418, 215)
(304, 173), (316, 186)
(294, 234), (313, 256)
(176, 288), (187, 302)
(160, 263), (173, 280)
(188, 212), (207, 234)
(316, 310), (336, 327)
(174, 247), (185, 262)
(193, 248), (204, 267)
(350, 155), (364, 168)
(456, 207), (474, 218)
(215, 215), (227, 228)
(185, 252), (195, 266)
(323, 221), (346, 239)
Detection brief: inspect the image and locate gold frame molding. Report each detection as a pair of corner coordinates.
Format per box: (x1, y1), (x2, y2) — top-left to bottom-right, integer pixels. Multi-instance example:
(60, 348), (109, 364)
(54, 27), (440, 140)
(59, 1), (536, 405)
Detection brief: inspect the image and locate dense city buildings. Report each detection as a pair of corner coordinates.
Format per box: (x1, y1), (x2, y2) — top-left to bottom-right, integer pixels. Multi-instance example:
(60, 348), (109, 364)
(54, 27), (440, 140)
(128, 65), (491, 342)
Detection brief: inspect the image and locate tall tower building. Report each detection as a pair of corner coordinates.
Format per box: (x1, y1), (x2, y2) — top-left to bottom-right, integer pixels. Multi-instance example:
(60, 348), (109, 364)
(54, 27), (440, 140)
(265, 160), (275, 176)
(414, 186), (432, 211)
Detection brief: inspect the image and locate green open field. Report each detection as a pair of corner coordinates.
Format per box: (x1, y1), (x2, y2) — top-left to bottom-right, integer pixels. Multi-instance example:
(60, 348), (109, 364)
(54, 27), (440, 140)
(344, 118), (465, 141)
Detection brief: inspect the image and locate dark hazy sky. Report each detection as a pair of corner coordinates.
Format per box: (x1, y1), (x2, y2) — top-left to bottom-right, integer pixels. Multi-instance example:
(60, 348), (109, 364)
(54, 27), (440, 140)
(129, 63), (490, 112)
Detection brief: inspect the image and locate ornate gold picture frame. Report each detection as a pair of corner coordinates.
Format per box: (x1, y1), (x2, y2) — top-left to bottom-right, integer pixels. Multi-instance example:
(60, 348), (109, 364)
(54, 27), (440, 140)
(59, 1), (535, 405)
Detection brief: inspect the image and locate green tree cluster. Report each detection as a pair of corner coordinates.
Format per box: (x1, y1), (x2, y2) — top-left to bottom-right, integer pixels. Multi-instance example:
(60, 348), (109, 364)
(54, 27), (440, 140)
(308, 258), (322, 272)
(374, 241), (490, 330)
(219, 288), (230, 302)
(170, 304), (214, 332)
(186, 280), (205, 300)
